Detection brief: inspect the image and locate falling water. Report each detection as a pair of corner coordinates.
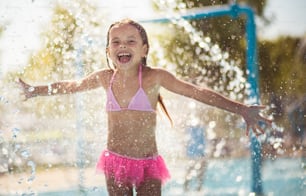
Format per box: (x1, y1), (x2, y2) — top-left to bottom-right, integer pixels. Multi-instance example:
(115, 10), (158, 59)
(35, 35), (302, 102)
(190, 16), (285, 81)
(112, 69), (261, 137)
(0, 0), (303, 195)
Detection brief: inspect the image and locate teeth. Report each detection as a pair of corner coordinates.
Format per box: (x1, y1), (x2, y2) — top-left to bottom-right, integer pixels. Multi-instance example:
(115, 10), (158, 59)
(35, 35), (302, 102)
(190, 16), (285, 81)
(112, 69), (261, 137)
(118, 53), (131, 57)
(117, 52), (132, 63)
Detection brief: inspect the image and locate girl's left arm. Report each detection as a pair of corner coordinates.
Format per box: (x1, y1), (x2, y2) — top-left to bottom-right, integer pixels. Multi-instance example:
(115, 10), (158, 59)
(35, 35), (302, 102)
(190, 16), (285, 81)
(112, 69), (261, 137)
(157, 69), (272, 136)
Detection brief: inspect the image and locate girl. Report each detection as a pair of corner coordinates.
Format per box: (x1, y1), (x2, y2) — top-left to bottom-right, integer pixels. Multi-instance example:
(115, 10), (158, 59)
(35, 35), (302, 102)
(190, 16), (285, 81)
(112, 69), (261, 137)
(18, 18), (272, 196)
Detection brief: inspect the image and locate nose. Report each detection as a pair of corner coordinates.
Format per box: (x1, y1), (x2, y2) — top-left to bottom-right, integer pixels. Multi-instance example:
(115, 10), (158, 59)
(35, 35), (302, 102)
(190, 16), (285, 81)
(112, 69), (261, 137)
(119, 43), (127, 48)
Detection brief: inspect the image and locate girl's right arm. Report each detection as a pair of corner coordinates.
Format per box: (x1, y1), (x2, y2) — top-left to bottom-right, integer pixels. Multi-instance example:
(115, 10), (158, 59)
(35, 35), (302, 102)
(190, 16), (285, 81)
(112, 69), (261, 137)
(156, 68), (272, 136)
(18, 70), (110, 100)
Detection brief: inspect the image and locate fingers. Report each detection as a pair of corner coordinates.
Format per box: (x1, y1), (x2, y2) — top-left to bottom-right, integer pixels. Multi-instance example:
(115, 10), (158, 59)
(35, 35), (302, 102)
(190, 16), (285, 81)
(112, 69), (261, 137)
(246, 121), (266, 137)
(244, 104), (274, 137)
(246, 124), (250, 136)
(248, 124), (266, 137)
(18, 78), (28, 88)
(19, 89), (27, 101)
(255, 124), (265, 135)
(17, 78), (31, 100)
(261, 116), (273, 125)
(17, 78), (23, 84)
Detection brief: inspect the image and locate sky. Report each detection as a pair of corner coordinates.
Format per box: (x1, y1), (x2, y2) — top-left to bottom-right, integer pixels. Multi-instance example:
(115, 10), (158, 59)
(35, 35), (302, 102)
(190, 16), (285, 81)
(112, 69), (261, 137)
(0, 0), (306, 75)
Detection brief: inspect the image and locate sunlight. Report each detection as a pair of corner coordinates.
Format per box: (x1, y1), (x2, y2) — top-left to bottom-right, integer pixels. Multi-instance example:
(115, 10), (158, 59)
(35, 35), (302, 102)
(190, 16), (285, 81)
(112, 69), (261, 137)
(98, 0), (156, 23)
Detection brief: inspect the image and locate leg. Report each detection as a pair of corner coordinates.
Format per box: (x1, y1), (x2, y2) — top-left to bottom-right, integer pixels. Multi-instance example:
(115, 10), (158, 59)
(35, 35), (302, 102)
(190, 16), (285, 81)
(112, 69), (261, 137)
(136, 178), (161, 196)
(105, 176), (133, 196)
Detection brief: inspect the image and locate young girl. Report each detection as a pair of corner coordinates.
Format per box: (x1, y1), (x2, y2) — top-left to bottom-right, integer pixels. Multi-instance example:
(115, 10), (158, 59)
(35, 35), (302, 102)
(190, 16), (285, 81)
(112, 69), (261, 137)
(18, 18), (272, 196)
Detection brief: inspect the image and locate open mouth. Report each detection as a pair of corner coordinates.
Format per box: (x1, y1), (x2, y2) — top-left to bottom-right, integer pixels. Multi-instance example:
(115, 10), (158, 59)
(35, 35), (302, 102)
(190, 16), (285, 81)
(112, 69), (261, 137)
(118, 52), (132, 63)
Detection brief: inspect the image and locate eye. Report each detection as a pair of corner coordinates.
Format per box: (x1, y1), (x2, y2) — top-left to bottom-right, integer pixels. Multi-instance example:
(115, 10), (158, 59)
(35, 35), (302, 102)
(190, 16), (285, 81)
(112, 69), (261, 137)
(128, 40), (136, 44)
(111, 40), (120, 45)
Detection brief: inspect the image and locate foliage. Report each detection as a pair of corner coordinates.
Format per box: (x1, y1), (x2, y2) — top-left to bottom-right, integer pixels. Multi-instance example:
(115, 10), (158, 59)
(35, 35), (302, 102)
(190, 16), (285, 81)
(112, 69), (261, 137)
(22, 2), (103, 82)
(20, 8), (74, 82)
(151, 0), (306, 137)
(15, 1), (105, 119)
(258, 36), (306, 121)
(152, 0), (267, 97)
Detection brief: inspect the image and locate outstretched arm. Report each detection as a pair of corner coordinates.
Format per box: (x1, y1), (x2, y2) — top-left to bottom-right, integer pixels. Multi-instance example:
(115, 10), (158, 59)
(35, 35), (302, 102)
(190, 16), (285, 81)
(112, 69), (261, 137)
(18, 70), (108, 100)
(157, 69), (272, 136)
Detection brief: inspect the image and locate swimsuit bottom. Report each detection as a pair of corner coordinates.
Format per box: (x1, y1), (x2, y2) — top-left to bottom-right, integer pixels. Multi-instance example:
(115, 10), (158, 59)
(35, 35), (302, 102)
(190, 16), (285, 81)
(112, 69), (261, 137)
(96, 149), (170, 187)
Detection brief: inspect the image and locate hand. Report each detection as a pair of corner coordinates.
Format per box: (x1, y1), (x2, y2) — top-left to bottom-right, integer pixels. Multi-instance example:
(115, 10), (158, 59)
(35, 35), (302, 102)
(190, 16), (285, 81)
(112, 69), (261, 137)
(17, 78), (36, 100)
(242, 105), (273, 137)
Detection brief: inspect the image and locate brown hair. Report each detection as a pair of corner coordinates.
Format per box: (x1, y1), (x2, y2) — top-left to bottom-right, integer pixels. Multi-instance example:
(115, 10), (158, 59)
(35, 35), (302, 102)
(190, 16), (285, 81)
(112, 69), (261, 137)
(106, 18), (173, 125)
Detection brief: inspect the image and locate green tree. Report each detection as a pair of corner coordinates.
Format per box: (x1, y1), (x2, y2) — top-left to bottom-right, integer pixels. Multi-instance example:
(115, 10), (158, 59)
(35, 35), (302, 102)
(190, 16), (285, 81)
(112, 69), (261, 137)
(17, 0), (105, 118)
(258, 36), (306, 123)
(149, 0), (300, 147)
(151, 0), (305, 138)
(152, 0), (268, 98)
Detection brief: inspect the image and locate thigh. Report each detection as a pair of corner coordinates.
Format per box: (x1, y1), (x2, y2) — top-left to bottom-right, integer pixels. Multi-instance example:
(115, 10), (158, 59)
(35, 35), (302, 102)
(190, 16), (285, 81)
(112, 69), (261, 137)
(105, 176), (133, 196)
(136, 178), (161, 196)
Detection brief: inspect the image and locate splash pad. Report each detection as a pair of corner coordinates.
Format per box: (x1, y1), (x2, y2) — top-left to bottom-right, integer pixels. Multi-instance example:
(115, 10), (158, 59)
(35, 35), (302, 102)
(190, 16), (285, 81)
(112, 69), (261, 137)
(0, 1), (304, 196)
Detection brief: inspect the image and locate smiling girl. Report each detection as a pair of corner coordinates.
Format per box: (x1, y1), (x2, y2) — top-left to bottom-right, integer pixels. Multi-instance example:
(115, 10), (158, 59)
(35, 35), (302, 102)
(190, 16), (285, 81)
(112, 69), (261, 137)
(18, 18), (272, 196)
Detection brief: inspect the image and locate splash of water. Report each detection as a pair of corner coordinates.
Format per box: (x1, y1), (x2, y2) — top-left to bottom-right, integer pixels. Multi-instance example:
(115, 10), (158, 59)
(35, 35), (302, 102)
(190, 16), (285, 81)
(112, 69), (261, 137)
(153, 0), (247, 99)
(150, 6), (288, 187)
(151, 0), (248, 157)
(0, 1), (289, 194)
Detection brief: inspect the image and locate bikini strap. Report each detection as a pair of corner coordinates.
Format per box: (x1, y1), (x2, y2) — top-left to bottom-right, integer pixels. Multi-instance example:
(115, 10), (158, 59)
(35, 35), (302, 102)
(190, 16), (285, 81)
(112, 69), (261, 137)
(139, 64), (143, 87)
(109, 70), (116, 87)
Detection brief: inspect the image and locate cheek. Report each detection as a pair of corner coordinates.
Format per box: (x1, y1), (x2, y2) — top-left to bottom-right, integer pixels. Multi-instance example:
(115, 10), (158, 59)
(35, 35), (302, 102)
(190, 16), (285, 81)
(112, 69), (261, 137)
(143, 45), (148, 56)
(107, 49), (115, 58)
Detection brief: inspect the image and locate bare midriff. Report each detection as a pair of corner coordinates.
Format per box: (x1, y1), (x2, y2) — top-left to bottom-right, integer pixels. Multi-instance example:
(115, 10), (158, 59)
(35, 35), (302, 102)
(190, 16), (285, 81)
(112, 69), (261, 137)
(106, 111), (158, 158)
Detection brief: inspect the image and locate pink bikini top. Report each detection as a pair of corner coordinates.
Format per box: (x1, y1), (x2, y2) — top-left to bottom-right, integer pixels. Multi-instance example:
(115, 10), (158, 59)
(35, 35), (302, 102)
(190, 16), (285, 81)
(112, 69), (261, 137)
(106, 65), (155, 112)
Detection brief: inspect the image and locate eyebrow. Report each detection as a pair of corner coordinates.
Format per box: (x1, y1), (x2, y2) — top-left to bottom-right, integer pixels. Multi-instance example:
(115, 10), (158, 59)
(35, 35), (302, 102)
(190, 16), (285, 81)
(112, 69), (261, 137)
(110, 35), (137, 40)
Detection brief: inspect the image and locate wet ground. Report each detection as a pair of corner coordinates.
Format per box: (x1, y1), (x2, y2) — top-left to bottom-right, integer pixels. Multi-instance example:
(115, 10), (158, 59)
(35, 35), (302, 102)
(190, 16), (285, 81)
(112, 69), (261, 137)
(0, 157), (305, 196)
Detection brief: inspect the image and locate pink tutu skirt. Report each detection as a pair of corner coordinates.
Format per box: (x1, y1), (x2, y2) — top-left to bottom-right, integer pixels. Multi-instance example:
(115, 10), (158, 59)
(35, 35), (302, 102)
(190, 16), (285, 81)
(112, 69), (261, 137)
(96, 150), (170, 187)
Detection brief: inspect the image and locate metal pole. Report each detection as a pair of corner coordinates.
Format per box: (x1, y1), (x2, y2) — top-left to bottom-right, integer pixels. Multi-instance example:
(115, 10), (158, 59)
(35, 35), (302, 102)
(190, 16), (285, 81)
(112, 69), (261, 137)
(242, 6), (263, 194)
(140, 3), (263, 194)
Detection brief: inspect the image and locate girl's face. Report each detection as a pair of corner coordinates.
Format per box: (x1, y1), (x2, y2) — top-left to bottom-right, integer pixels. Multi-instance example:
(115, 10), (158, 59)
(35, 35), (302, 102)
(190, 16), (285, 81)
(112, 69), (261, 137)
(107, 23), (148, 70)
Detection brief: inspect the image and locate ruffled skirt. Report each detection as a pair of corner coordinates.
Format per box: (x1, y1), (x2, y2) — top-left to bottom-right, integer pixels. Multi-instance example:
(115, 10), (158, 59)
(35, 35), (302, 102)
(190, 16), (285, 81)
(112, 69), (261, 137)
(96, 150), (170, 187)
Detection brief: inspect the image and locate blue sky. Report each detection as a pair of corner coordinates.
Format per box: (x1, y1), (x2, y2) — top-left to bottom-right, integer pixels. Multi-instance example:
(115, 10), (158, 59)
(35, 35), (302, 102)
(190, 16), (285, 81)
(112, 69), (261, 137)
(0, 0), (305, 74)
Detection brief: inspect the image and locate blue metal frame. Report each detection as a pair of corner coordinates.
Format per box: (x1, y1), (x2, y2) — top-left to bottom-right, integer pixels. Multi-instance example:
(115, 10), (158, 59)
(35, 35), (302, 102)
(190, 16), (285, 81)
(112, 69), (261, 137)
(140, 3), (263, 194)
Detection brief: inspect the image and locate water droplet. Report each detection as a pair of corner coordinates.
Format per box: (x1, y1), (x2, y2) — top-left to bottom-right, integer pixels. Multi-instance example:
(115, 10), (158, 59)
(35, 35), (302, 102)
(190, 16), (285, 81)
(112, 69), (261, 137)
(21, 150), (31, 159)
(0, 136), (4, 144)
(235, 175), (242, 182)
(27, 161), (36, 182)
(28, 86), (35, 92)
(12, 127), (20, 138)
(2, 148), (8, 155)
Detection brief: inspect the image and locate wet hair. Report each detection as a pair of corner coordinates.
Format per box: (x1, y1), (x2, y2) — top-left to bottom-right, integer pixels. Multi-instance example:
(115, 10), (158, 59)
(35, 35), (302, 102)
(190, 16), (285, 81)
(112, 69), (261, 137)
(105, 18), (173, 125)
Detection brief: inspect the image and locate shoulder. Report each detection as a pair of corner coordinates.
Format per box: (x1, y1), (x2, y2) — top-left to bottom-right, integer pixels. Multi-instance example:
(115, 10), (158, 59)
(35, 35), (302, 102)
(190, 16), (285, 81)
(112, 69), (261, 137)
(87, 68), (114, 88)
(95, 68), (114, 77)
(144, 66), (194, 94)
(87, 68), (113, 80)
(143, 66), (175, 84)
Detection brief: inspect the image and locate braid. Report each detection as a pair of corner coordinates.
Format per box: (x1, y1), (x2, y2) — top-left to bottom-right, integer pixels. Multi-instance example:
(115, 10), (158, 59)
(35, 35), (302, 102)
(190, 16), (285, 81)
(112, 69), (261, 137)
(158, 94), (173, 126)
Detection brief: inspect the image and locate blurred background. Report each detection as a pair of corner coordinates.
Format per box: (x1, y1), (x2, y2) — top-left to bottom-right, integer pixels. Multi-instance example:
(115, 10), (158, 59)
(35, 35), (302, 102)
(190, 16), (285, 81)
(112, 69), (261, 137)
(0, 0), (305, 195)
